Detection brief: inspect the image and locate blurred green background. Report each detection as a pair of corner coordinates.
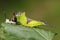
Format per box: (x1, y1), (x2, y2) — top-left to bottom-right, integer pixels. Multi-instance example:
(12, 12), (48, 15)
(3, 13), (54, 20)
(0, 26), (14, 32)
(0, 0), (60, 40)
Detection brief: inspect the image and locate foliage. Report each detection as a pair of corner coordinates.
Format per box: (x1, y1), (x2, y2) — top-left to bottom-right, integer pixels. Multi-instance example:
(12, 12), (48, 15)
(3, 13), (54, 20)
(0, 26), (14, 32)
(0, 23), (56, 40)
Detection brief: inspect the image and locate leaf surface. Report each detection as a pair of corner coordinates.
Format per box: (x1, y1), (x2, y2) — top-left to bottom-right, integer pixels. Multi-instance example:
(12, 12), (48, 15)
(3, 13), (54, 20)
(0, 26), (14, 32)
(1, 23), (55, 40)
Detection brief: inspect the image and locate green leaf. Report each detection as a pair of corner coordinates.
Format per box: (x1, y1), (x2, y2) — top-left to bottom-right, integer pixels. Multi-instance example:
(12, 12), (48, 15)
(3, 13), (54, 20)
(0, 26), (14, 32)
(1, 23), (55, 40)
